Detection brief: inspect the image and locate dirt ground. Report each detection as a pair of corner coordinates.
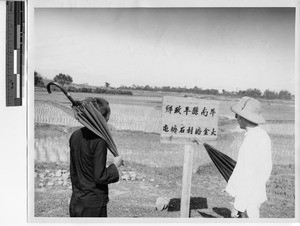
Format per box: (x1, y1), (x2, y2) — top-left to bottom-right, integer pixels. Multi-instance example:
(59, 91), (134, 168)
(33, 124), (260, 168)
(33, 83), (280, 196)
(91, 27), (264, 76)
(34, 155), (295, 218)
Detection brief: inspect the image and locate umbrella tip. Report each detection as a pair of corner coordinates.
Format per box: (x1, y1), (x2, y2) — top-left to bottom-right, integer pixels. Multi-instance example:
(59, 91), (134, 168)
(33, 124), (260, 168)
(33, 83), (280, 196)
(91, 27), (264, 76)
(194, 137), (205, 144)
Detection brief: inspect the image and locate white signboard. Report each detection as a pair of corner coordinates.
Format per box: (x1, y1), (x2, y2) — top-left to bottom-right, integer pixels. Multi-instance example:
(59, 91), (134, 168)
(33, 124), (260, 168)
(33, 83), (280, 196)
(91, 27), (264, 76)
(161, 96), (219, 143)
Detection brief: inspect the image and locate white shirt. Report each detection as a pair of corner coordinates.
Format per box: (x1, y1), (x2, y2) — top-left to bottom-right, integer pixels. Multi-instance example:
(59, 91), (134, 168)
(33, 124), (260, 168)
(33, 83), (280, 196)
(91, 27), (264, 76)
(225, 126), (272, 212)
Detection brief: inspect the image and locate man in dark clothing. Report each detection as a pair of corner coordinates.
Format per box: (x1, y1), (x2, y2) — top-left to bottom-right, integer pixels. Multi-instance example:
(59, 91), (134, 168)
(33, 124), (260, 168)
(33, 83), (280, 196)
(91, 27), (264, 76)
(69, 98), (123, 217)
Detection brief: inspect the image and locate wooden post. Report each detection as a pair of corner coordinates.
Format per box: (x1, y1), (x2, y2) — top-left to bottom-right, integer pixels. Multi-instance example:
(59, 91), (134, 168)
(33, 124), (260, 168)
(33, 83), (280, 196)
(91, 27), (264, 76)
(180, 143), (194, 218)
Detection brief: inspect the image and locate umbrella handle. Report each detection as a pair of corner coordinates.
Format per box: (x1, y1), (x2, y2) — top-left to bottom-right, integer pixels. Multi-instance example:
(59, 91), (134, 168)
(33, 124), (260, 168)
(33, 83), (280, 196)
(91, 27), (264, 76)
(47, 81), (79, 106)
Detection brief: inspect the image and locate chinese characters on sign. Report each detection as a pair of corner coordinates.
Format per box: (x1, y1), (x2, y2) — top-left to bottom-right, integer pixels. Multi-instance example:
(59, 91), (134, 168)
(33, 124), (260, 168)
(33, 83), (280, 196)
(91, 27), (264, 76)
(161, 96), (219, 143)
(162, 124), (217, 136)
(165, 105), (217, 117)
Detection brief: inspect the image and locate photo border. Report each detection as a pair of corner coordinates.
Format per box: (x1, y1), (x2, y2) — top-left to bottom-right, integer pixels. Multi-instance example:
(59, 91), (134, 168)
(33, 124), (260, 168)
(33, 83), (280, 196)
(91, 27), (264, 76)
(27, 0), (300, 223)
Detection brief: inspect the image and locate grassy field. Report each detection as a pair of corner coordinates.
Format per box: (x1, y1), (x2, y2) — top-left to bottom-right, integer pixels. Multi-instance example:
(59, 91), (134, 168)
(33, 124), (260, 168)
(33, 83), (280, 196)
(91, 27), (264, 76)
(33, 90), (295, 218)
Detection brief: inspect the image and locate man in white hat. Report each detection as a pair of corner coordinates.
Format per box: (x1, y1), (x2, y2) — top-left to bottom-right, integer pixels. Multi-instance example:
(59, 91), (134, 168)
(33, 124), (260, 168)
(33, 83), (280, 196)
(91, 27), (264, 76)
(225, 96), (272, 219)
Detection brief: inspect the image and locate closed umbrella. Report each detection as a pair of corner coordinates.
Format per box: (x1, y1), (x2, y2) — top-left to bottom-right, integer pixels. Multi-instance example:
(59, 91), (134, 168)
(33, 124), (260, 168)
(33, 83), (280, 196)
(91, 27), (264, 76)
(195, 138), (249, 218)
(194, 138), (236, 182)
(47, 81), (119, 157)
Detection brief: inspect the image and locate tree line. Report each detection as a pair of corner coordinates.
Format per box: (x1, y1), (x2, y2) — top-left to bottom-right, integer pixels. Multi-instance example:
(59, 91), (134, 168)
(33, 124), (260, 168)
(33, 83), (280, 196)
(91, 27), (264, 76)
(34, 72), (133, 96)
(35, 71), (293, 100)
(120, 84), (293, 100)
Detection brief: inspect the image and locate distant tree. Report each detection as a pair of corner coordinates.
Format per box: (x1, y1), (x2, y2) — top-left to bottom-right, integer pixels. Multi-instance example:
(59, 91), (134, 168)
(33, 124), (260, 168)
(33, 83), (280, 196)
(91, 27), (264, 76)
(34, 71), (44, 87)
(245, 88), (262, 98)
(94, 87), (105, 94)
(263, 89), (277, 100)
(278, 90), (292, 100)
(222, 89), (233, 96)
(66, 86), (78, 92)
(144, 85), (152, 91)
(237, 90), (247, 96)
(105, 82), (110, 88)
(53, 73), (73, 87)
(209, 89), (219, 95)
(237, 88), (262, 98)
(193, 86), (202, 94)
(162, 86), (171, 91)
(81, 87), (92, 93)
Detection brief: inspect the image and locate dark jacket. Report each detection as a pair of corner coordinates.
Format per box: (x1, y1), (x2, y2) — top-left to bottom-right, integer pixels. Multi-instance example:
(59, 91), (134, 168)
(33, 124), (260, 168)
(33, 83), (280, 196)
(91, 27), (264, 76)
(69, 127), (119, 207)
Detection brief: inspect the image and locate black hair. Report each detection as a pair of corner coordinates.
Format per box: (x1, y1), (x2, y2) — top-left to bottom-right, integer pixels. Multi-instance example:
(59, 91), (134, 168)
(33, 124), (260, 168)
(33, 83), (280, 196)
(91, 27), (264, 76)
(245, 118), (258, 127)
(236, 114), (258, 126)
(85, 97), (111, 120)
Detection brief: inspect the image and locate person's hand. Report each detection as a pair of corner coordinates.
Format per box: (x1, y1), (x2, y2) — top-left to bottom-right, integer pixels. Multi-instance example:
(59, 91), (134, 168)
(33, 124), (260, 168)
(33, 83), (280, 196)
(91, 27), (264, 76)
(113, 156), (124, 167)
(231, 207), (239, 218)
(192, 138), (200, 145)
(192, 137), (204, 145)
(221, 189), (230, 196)
(192, 137), (201, 145)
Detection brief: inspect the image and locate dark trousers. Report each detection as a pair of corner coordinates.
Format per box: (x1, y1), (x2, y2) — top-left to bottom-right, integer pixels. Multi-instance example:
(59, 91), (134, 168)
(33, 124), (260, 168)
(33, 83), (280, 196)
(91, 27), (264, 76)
(238, 211), (249, 218)
(69, 203), (107, 217)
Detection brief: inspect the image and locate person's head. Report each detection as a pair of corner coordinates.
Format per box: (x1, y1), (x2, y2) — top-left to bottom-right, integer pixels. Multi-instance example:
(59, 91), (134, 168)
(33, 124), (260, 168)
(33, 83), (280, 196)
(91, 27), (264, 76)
(85, 97), (111, 121)
(230, 96), (265, 130)
(234, 113), (258, 130)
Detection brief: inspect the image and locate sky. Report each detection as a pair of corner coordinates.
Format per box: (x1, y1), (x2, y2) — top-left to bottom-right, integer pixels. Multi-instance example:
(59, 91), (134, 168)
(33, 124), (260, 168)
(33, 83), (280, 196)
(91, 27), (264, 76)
(34, 8), (295, 94)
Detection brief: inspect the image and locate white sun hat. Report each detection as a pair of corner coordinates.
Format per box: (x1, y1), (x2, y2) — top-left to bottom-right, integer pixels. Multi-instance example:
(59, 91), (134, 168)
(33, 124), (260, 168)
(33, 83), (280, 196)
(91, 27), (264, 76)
(230, 96), (266, 124)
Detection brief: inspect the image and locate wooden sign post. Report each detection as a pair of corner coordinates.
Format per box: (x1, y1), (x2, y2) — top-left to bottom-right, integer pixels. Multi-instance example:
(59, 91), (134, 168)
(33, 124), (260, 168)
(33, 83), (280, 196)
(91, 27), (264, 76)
(180, 143), (194, 217)
(160, 96), (219, 218)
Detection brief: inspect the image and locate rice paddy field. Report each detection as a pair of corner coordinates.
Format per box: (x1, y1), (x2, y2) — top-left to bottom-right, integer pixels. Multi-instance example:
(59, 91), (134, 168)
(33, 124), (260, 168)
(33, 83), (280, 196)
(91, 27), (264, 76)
(34, 90), (296, 219)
